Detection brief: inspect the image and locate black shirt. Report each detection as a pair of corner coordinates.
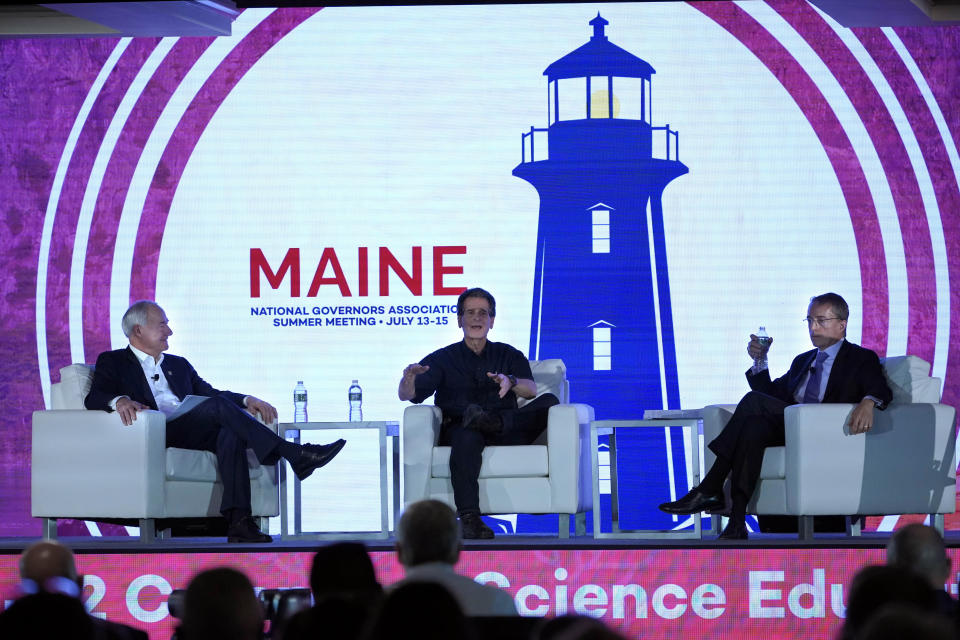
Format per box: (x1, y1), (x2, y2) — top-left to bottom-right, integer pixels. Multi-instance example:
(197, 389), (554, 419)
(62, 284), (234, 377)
(412, 340), (533, 417)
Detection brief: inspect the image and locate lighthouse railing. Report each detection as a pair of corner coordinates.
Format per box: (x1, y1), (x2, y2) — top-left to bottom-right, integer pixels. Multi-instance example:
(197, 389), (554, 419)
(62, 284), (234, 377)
(651, 125), (680, 161)
(521, 126), (549, 163)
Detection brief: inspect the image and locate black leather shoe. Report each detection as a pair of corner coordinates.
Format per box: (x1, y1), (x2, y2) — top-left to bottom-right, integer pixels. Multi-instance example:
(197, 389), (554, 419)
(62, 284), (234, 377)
(658, 488), (724, 515)
(227, 516), (272, 543)
(291, 439), (346, 481)
(718, 520), (749, 540)
(460, 513), (495, 540)
(462, 404), (503, 436)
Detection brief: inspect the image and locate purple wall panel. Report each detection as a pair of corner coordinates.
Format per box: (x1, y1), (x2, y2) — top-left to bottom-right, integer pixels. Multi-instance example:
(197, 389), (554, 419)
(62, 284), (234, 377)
(0, 38), (117, 535)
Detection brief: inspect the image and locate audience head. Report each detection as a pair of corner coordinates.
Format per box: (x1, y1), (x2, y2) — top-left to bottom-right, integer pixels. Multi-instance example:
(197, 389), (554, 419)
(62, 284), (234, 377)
(856, 603), (954, 640)
(182, 567), (262, 640)
(310, 541), (383, 601)
(456, 287), (496, 318)
(842, 564), (939, 640)
(886, 523), (952, 590)
(18, 540), (81, 597)
(363, 581), (470, 640)
(395, 499), (460, 568)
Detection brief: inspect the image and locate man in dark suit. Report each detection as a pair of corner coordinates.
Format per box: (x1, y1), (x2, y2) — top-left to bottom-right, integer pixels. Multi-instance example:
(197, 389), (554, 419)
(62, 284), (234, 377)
(85, 300), (345, 543)
(659, 292), (893, 539)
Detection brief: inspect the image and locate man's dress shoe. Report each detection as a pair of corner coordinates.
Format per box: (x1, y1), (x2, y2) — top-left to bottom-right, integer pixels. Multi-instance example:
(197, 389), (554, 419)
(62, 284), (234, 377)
(227, 516), (272, 543)
(718, 520), (749, 540)
(291, 439), (347, 481)
(658, 488), (724, 515)
(460, 513), (495, 540)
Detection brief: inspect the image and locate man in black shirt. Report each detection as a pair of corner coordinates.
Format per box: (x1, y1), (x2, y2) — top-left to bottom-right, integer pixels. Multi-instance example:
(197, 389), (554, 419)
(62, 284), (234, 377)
(398, 288), (559, 539)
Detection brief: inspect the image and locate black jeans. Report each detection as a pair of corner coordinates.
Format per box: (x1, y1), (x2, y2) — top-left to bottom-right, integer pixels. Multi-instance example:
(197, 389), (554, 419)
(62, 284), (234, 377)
(438, 393), (560, 516)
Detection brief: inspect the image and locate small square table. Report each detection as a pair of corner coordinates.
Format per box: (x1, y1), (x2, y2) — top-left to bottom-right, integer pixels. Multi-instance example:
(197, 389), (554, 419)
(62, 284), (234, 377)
(279, 421), (399, 540)
(590, 417), (704, 539)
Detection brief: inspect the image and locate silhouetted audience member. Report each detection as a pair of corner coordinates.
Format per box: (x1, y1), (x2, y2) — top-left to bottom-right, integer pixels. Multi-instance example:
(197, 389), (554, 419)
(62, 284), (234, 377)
(8, 540), (147, 640)
(857, 603), (954, 640)
(390, 499), (517, 615)
(886, 523), (959, 620)
(0, 591), (94, 639)
(841, 564), (942, 640)
(363, 581), (472, 640)
(281, 542), (384, 640)
(180, 567), (263, 640)
(536, 614), (628, 640)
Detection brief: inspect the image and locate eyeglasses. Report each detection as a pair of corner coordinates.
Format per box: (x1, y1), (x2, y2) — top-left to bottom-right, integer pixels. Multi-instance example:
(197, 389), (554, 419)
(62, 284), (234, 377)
(803, 316), (842, 327)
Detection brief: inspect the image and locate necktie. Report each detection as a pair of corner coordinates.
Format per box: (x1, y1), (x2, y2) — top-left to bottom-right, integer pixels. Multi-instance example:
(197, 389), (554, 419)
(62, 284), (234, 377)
(802, 351), (829, 403)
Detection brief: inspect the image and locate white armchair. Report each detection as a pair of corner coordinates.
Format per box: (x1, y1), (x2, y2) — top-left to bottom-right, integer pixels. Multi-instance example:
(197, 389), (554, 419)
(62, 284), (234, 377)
(703, 355), (957, 537)
(402, 359), (594, 537)
(31, 364), (279, 542)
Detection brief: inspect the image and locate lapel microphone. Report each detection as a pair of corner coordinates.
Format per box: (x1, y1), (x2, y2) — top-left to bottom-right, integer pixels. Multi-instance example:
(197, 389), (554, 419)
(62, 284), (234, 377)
(152, 374), (160, 382)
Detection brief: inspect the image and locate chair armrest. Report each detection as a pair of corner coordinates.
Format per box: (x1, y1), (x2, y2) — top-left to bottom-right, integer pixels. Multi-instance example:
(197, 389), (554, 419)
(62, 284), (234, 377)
(546, 403), (595, 513)
(402, 405), (442, 506)
(702, 404), (737, 469)
(32, 409), (168, 519)
(785, 403), (957, 515)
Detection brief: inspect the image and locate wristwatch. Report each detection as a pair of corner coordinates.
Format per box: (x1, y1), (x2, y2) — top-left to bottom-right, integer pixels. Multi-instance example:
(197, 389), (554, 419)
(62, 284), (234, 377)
(507, 374), (518, 388)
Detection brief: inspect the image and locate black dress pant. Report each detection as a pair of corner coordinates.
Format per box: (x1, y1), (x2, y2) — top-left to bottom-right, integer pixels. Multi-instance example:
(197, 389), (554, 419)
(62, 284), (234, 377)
(438, 393), (560, 516)
(707, 390), (792, 508)
(165, 395), (282, 516)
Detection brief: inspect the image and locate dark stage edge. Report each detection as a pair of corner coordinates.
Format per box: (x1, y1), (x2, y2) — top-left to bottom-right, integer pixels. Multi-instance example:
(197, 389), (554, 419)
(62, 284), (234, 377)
(4, 532), (958, 554)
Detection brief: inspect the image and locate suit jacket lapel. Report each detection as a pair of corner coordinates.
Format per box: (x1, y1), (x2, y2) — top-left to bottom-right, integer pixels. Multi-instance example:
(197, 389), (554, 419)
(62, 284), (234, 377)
(163, 358), (186, 401)
(789, 349), (818, 397)
(822, 340), (850, 402)
(123, 347), (158, 410)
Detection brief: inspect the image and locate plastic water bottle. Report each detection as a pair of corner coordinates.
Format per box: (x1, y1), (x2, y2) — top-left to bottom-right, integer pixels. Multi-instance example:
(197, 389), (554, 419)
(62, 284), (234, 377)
(294, 381), (308, 423)
(349, 380), (362, 422)
(755, 326), (772, 367)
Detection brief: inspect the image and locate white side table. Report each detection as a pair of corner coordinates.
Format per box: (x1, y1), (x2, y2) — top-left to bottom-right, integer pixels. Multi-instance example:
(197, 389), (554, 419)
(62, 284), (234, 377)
(590, 418), (704, 539)
(279, 421), (400, 540)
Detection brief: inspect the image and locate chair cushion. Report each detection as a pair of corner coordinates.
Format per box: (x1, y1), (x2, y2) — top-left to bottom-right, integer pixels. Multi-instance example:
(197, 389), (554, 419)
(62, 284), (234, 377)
(431, 445), (548, 478)
(524, 359), (567, 406)
(166, 448), (263, 482)
(56, 364), (95, 410)
(759, 446), (786, 479)
(880, 355), (940, 403)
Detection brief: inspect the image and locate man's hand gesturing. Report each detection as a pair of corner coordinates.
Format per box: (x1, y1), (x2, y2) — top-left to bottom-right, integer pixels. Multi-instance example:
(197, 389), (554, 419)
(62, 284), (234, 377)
(398, 364), (430, 401)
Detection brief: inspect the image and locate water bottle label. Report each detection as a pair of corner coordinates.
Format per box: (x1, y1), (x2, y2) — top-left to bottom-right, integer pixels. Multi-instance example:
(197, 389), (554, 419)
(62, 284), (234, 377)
(294, 392), (307, 402)
(349, 392), (361, 401)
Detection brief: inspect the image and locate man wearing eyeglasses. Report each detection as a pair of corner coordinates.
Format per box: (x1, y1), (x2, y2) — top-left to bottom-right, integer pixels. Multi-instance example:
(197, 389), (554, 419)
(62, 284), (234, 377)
(659, 292), (892, 540)
(398, 287), (559, 539)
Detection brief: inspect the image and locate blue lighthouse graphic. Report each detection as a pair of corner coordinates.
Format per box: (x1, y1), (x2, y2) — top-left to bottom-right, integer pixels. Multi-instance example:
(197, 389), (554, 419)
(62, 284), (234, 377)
(514, 14), (688, 418)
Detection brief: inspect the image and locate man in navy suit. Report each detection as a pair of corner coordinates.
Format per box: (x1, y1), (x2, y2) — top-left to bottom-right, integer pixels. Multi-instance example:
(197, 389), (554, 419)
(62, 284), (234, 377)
(659, 292), (893, 539)
(85, 300), (345, 543)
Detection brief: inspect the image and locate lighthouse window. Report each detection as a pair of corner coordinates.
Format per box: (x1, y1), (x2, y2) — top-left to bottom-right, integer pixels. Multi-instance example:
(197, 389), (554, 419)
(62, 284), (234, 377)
(589, 76), (613, 118)
(556, 77), (586, 122)
(612, 77), (645, 121)
(592, 209), (610, 253)
(593, 327), (612, 370)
